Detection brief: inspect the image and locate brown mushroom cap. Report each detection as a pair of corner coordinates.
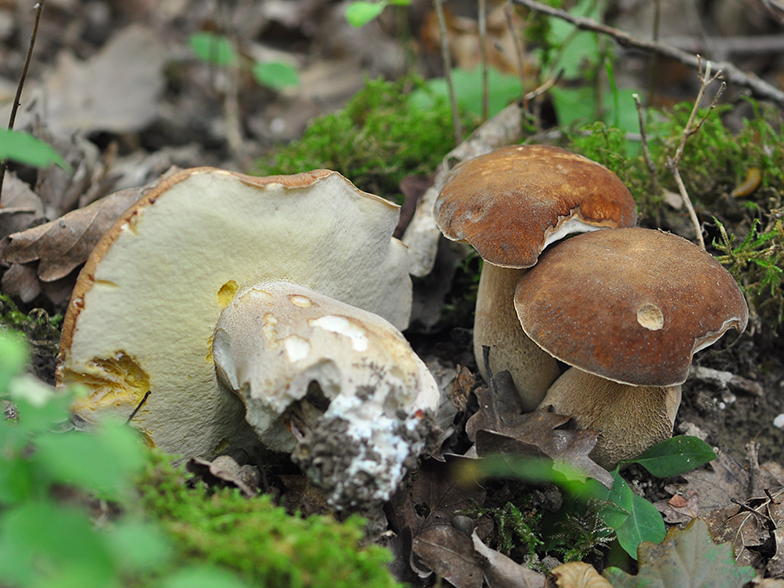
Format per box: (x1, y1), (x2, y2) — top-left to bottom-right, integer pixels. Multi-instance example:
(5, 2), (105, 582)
(515, 228), (749, 387)
(434, 145), (638, 268)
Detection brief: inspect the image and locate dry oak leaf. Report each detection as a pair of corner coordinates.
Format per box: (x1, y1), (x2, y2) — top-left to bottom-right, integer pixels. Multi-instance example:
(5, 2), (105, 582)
(3, 187), (144, 282)
(603, 518), (757, 588)
(550, 562), (612, 588)
(469, 394), (613, 489)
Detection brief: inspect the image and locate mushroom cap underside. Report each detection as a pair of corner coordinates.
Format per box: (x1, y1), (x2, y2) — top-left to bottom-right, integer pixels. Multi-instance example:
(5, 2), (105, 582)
(515, 228), (749, 387)
(56, 167), (412, 458)
(434, 145), (638, 267)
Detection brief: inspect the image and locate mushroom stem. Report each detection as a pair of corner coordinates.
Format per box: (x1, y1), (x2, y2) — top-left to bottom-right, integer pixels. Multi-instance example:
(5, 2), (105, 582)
(539, 367), (682, 469)
(474, 262), (560, 411)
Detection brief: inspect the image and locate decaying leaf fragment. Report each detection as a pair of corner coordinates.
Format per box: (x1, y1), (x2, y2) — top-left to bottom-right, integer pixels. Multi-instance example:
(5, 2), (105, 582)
(467, 383), (612, 488)
(603, 518), (757, 587)
(3, 187), (144, 282)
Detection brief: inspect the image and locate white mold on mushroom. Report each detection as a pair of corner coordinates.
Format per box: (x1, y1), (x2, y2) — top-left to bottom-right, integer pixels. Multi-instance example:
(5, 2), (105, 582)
(213, 281), (440, 510)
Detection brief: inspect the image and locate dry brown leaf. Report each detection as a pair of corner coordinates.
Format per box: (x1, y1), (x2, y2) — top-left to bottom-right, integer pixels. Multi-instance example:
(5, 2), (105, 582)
(187, 455), (261, 498)
(0, 172), (44, 240)
(654, 489), (700, 524)
(413, 525), (483, 588)
(470, 400), (612, 489)
(551, 561), (612, 588)
(4, 187), (144, 282)
(472, 530), (550, 588)
(43, 24), (168, 137)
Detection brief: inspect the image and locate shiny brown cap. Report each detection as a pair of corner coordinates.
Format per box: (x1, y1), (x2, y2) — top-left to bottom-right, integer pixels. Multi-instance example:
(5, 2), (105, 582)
(434, 145), (638, 268)
(514, 228), (749, 386)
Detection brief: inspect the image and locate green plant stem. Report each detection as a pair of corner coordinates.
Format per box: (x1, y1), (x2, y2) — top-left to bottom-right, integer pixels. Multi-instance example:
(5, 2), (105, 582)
(0, 1), (45, 198)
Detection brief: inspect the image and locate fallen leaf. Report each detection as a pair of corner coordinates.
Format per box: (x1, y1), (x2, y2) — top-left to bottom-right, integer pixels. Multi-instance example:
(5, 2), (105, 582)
(603, 518), (757, 587)
(0, 172), (44, 240)
(413, 524), (483, 588)
(472, 530), (550, 588)
(187, 455), (260, 498)
(654, 489), (700, 524)
(551, 561), (612, 588)
(43, 24), (168, 137)
(4, 186), (144, 282)
(683, 450), (751, 514)
(470, 404), (612, 489)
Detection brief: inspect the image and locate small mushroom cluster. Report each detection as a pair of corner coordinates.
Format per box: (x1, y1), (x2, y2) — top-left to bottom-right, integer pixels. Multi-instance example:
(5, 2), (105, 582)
(435, 145), (748, 468)
(57, 167), (439, 509)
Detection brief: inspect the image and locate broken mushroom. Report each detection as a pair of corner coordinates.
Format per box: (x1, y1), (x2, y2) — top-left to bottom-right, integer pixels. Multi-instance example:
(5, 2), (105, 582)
(434, 145), (637, 409)
(57, 167), (427, 468)
(514, 228), (749, 468)
(213, 281), (439, 509)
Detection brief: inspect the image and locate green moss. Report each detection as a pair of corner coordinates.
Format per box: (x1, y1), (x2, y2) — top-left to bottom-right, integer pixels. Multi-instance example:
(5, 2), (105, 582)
(138, 454), (401, 588)
(255, 76), (476, 200)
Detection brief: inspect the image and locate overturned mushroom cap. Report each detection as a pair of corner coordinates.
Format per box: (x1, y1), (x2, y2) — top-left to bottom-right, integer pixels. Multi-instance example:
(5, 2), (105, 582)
(57, 167), (412, 459)
(434, 144), (638, 268)
(214, 281), (439, 509)
(515, 227), (749, 387)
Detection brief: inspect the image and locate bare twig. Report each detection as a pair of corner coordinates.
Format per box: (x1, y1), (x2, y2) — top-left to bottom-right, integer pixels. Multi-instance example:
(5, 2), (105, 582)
(632, 93), (657, 195)
(664, 60), (725, 250)
(505, 0), (528, 112)
(0, 1), (45, 198)
(433, 0), (462, 143)
(672, 60), (726, 167)
(478, 0), (488, 122)
(511, 0), (784, 106)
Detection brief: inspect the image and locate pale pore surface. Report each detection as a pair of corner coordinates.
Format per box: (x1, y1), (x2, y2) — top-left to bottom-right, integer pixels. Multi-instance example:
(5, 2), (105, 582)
(539, 367), (682, 469)
(60, 170), (412, 459)
(214, 281), (440, 507)
(474, 263), (560, 411)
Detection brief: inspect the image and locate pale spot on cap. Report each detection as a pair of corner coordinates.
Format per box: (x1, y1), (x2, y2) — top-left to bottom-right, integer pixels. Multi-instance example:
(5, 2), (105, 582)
(637, 303), (664, 331)
(309, 315), (369, 352)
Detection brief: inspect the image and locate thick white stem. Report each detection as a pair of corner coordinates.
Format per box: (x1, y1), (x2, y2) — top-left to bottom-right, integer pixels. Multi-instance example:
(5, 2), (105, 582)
(473, 263), (561, 411)
(539, 368), (682, 469)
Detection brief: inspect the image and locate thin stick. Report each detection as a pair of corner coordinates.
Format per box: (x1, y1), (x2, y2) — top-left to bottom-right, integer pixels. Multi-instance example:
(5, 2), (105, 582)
(511, 0), (784, 106)
(0, 1), (45, 198)
(505, 0), (528, 111)
(663, 59), (725, 251)
(633, 93), (657, 196)
(434, 0), (462, 143)
(478, 0), (488, 122)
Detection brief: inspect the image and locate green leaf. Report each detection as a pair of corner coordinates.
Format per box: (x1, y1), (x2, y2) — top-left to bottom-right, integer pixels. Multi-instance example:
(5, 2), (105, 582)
(345, 1), (388, 27)
(252, 61), (299, 90)
(409, 67), (522, 118)
(162, 566), (252, 588)
(603, 518), (757, 587)
(0, 331), (29, 395)
(628, 436), (716, 478)
(188, 32), (237, 66)
(0, 129), (70, 171)
(0, 501), (116, 588)
(608, 471), (666, 559)
(33, 423), (146, 499)
(0, 456), (33, 505)
(105, 520), (173, 573)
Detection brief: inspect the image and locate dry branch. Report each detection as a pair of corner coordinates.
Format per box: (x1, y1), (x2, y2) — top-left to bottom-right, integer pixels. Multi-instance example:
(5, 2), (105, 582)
(512, 0), (784, 106)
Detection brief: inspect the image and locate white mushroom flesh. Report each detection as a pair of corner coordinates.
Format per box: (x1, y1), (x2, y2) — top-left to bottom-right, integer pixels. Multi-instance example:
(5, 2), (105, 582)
(213, 281), (440, 509)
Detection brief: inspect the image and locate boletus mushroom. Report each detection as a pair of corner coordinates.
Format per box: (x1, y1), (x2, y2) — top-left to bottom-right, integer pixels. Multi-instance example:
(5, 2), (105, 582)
(514, 228), (749, 468)
(434, 145), (637, 410)
(57, 167), (439, 505)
